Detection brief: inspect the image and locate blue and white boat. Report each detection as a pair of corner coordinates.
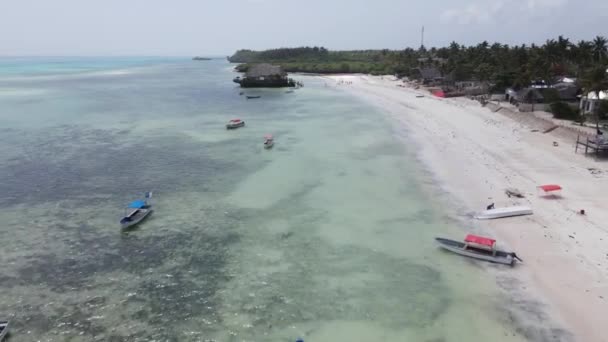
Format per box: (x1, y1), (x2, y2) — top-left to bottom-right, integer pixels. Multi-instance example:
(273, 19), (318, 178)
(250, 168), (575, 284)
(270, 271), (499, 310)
(120, 192), (153, 230)
(0, 320), (9, 341)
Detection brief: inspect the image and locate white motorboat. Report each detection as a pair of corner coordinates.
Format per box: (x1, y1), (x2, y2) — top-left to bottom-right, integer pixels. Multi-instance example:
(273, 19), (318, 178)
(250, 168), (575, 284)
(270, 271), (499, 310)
(226, 119), (245, 129)
(436, 235), (522, 266)
(474, 205), (533, 220)
(263, 134), (274, 149)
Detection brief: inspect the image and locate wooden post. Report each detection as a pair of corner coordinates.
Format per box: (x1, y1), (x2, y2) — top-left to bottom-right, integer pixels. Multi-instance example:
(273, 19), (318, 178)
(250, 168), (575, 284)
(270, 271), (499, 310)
(575, 135), (579, 153)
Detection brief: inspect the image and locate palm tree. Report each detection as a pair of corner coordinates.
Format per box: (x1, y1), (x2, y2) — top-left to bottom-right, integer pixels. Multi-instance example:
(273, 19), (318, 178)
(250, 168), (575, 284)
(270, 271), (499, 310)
(592, 36), (607, 62)
(556, 35), (572, 57)
(575, 40), (594, 65)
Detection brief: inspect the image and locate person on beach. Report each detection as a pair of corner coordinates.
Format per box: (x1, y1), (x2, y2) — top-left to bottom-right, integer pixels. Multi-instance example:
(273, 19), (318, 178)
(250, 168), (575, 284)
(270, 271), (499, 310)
(487, 203), (495, 210)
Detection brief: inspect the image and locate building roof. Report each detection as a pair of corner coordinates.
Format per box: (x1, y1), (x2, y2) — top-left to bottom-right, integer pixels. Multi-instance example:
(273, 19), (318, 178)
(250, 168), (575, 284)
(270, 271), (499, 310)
(552, 82), (580, 100)
(515, 88), (544, 103)
(245, 63), (286, 78)
(586, 90), (607, 100)
(418, 67), (442, 80)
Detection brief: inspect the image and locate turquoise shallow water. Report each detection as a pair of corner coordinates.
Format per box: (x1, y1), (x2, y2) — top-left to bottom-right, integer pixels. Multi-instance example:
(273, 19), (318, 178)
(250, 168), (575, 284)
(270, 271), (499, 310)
(0, 56), (186, 76)
(0, 59), (535, 341)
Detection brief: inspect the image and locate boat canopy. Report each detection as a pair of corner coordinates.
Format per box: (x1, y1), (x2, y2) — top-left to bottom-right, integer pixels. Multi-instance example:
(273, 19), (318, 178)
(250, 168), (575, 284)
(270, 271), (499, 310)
(128, 200), (147, 209)
(230, 119), (242, 122)
(538, 184), (562, 192)
(264, 134), (273, 139)
(464, 234), (496, 247)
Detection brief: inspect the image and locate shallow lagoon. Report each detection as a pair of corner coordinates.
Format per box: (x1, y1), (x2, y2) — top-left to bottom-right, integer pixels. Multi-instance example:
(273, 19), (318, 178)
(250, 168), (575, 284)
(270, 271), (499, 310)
(0, 59), (530, 341)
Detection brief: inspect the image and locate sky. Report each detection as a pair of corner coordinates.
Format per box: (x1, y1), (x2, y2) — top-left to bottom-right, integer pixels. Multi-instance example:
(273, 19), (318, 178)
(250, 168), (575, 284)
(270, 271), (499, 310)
(1, 0), (607, 56)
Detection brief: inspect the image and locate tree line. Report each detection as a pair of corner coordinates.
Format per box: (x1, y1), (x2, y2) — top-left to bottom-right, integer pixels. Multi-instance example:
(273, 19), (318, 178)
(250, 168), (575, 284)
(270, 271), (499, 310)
(229, 37), (608, 124)
(228, 36), (608, 90)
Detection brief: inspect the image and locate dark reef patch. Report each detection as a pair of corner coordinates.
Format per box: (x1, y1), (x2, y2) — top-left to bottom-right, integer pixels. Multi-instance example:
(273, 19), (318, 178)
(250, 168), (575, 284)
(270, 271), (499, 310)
(0, 124), (254, 207)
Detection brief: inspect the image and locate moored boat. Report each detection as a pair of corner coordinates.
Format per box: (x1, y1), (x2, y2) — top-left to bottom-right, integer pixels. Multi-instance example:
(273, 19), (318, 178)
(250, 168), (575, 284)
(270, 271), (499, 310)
(435, 234), (522, 266)
(474, 205), (533, 220)
(263, 134), (274, 149)
(538, 184), (562, 198)
(120, 192), (153, 230)
(226, 119), (245, 129)
(246, 95), (261, 99)
(0, 320), (9, 341)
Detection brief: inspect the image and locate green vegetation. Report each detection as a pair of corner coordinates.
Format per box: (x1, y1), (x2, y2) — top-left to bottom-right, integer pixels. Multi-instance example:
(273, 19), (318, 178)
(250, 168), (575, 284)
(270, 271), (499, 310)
(550, 102), (579, 120)
(599, 100), (608, 120)
(229, 35), (608, 84)
(230, 47), (402, 75)
(230, 37), (608, 124)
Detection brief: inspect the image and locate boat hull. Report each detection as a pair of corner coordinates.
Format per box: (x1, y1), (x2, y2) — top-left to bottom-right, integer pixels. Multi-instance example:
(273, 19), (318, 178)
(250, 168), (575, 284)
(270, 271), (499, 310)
(120, 209), (153, 230)
(226, 122), (245, 129)
(435, 238), (515, 265)
(0, 321), (9, 341)
(264, 141), (274, 149)
(474, 206), (533, 220)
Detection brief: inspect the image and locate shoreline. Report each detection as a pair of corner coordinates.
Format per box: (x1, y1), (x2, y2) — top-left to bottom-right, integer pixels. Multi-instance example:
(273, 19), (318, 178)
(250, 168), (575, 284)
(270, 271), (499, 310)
(324, 74), (608, 342)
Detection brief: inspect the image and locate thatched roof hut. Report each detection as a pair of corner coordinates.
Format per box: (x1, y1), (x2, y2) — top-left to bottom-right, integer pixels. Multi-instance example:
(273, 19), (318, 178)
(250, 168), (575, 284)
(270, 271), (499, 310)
(245, 64), (286, 78)
(234, 63), (295, 88)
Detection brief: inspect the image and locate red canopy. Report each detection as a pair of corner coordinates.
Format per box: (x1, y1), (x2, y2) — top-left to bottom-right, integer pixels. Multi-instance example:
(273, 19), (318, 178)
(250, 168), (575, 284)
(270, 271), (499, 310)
(432, 90), (446, 98)
(538, 184), (562, 192)
(264, 134), (273, 139)
(230, 119), (242, 122)
(464, 234), (496, 247)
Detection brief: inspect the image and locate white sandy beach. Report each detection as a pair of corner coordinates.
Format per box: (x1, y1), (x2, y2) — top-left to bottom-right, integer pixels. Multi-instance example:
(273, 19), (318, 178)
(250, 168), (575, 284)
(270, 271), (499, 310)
(325, 75), (608, 342)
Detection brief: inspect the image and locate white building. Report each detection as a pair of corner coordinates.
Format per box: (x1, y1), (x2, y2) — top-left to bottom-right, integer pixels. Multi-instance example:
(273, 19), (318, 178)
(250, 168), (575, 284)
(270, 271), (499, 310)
(580, 90), (607, 114)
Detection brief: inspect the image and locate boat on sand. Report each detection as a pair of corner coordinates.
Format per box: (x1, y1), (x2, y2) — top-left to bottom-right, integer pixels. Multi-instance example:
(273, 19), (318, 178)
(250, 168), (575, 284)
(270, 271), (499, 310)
(226, 119), (245, 129)
(474, 205), (533, 220)
(538, 184), (562, 197)
(435, 234), (522, 266)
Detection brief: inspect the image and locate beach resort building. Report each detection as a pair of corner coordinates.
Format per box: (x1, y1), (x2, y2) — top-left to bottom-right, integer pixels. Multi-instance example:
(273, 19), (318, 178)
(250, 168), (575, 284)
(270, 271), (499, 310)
(233, 63), (296, 88)
(580, 90), (607, 115)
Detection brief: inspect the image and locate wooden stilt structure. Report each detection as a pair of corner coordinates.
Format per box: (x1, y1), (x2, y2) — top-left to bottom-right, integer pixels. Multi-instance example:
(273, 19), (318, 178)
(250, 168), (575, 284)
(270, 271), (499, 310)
(575, 134), (608, 157)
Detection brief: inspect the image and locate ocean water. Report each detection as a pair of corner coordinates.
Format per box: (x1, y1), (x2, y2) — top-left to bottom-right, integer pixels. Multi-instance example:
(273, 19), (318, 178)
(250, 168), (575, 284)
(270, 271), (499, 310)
(0, 58), (534, 341)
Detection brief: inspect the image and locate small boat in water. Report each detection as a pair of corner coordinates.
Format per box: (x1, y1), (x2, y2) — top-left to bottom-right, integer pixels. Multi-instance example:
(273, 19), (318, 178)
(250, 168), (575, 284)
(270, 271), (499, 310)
(246, 95), (261, 99)
(474, 205), (533, 220)
(263, 134), (274, 149)
(435, 234), (522, 266)
(0, 320), (9, 341)
(120, 192), (153, 230)
(226, 119), (245, 129)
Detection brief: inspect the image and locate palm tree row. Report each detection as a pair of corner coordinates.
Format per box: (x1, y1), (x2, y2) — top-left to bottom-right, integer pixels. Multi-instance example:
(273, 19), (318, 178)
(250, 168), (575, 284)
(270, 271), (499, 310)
(229, 35), (608, 91)
(405, 35), (607, 89)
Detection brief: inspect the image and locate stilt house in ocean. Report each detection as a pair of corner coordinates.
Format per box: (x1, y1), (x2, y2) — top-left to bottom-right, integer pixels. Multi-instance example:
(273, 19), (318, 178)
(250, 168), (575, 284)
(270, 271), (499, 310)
(233, 63), (296, 88)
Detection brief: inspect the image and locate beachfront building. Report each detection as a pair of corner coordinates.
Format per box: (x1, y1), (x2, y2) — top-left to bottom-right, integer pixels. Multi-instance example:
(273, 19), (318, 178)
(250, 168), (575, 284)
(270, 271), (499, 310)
(580, 90), (607, 114)
(415, 67), (443, 85)
(233, 63), (296, 88)
(511, 88), (545, 112)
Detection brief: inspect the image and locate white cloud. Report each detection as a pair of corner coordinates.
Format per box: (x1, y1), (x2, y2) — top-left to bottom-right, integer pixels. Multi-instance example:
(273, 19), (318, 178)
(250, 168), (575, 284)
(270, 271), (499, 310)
(526, 0), (568, 10)
(440, 0), (506, 25)
(441, 0), (569, 25)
